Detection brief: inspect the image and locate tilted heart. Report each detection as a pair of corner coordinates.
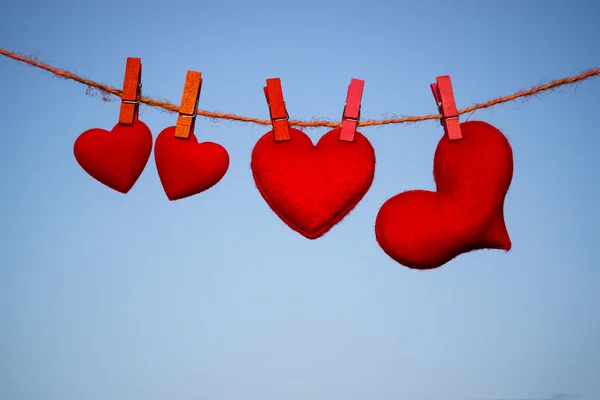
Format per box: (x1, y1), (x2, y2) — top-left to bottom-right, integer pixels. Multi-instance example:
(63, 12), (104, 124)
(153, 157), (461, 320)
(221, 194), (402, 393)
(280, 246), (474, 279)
(73, 120), (153, 194)
(154, 126), (229, 201)
(375, 121), (513, 269)
(251, 127), (376, 239)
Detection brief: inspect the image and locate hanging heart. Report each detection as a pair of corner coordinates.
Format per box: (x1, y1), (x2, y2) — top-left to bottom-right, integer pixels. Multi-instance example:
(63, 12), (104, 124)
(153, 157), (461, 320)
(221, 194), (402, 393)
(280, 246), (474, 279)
(73, 120), (153, 194)
(154, 126), (229, 201)
(251, 127), (376, 239)
(375, 121), (513, 269)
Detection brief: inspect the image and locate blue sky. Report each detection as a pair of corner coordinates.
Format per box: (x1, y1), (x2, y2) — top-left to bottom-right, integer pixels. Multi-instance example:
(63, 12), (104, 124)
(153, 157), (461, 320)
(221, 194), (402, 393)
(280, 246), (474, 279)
(0, 1), (599, 400)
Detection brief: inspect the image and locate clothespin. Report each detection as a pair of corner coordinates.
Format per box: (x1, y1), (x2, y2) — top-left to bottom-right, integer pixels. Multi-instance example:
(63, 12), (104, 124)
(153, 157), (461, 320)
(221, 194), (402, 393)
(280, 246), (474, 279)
(174, 70), (203, 139)
(264, 78), (290, 141)
(118, 57), (142, 125)
(430, 75), (462, 140)
(340, 78), (364, 142)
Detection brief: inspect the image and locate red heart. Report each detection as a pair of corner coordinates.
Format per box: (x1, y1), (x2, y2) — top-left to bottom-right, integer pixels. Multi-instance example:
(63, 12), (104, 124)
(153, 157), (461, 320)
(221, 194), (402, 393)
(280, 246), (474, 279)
(251, 127), (375, 239)
(154, 126), (229, 201)
(375, 121), (513, 269)
(73, 120), (153, 194)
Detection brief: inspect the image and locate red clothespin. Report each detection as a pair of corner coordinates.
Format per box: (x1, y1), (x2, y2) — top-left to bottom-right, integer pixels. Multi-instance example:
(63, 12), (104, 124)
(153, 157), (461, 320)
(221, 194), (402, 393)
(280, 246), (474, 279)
(174, 70), (203, 139)
(430, 75), (462, 140)
(340, 78), (364, 142)
(118, 57), (142, 125)
(264, 78), (291, 141)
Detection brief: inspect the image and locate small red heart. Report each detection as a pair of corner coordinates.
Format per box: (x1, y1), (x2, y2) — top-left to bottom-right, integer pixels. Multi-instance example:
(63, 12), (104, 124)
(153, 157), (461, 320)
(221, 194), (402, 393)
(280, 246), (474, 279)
(73, 120), (153, 194)
(375, 121), (513, 269)
(154, 126), (229, 201)
(251, 127), (376, 239)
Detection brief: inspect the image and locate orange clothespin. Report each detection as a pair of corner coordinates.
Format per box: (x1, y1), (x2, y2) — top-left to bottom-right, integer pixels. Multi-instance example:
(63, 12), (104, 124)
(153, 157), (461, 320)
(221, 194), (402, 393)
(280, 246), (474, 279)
(430, 75), (462, 140)
(264, 78), (291, 141)
(340, 78), (364, 142)
(174, 71), (203, 139)
(118, 57), (142, 125)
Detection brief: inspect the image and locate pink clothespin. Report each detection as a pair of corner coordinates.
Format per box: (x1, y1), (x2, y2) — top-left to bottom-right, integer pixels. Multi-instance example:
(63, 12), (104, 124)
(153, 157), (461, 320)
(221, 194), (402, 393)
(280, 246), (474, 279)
(339, 78), (364, 142)
(430, 75), (462, 140)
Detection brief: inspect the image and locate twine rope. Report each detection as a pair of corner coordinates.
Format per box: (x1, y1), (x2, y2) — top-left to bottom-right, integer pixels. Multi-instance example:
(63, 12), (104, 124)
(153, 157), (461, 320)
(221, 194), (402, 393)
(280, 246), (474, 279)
(1, 47), (599, 129)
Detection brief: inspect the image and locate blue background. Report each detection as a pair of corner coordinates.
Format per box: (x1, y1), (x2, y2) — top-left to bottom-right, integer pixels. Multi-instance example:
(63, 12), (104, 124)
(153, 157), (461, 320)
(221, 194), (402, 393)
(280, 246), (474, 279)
(1, 1), (599, 400)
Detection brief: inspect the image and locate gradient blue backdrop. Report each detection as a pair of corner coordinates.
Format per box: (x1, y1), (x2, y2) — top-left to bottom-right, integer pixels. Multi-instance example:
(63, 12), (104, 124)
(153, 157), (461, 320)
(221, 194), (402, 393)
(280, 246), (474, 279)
(1, 1), (598, 400)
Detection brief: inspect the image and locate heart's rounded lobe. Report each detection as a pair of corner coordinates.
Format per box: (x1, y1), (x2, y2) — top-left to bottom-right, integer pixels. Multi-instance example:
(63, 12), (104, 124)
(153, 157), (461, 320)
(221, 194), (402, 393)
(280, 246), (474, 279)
(154, 126), (229, 201)
(375, 121), (513, 269)
(73, 120), (153, 194)
(251, 128), (376, 239)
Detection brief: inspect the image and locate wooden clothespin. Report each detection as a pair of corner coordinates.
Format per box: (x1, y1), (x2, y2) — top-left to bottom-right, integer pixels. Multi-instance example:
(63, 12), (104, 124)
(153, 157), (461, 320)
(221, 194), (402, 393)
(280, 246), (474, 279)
(118, 57), (142, 125)
(264, 78), (291, 141)
(430, 75), (462, 140)
(340, 78), (364, 142)
(174, 71), (203, 139)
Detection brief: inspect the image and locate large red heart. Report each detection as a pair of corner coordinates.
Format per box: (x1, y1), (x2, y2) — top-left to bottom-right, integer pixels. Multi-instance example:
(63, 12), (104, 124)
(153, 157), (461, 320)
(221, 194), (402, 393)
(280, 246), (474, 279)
(251, 127), (376, 239)
(73, 120), (153, 194)
(375, 121), (513, 269)
(154, 126), (229, 201)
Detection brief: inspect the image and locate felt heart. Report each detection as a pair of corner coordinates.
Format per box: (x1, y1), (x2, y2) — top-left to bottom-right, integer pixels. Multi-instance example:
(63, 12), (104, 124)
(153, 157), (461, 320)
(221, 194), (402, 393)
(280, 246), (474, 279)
(251, 127), (375, 239)
(154, 126), (229, 201)
(375, 121), (513, 269)
(73, 120), (153, 194)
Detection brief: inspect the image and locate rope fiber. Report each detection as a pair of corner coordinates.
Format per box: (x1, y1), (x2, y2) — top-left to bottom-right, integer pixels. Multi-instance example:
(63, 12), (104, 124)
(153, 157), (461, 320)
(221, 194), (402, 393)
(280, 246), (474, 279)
(1, 47), (598, 129)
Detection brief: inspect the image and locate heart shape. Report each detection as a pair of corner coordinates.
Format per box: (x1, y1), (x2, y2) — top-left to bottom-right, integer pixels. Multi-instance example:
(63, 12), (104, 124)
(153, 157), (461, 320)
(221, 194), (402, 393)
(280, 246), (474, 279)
(73, 120), (153, 193)
(375, 121), (513, 269)
(154, 126), (229, 201)
(251, 127), (376, 239)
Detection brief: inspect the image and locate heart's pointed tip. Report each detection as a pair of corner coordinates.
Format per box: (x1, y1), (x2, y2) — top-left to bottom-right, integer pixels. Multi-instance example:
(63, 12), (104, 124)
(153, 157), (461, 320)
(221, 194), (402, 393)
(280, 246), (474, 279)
(299, 231), (323, 240)
(165, 192), (185, 201)
(115, 187), (130, 195)
(478, 211), (512, 249)
(500, 236), (512, 251)
(487, 233), (511, 249)
(499, 226), (512, 250)
(406, 263), (443, 271)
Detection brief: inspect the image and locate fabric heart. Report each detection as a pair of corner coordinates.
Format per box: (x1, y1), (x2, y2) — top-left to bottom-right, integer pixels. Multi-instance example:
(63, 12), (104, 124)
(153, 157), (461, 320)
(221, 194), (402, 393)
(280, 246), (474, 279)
(375, 121), (513, 269)
(251, 127), (375, 239)
(73, 120), (153, 194)
(154, 126), (229, 201)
